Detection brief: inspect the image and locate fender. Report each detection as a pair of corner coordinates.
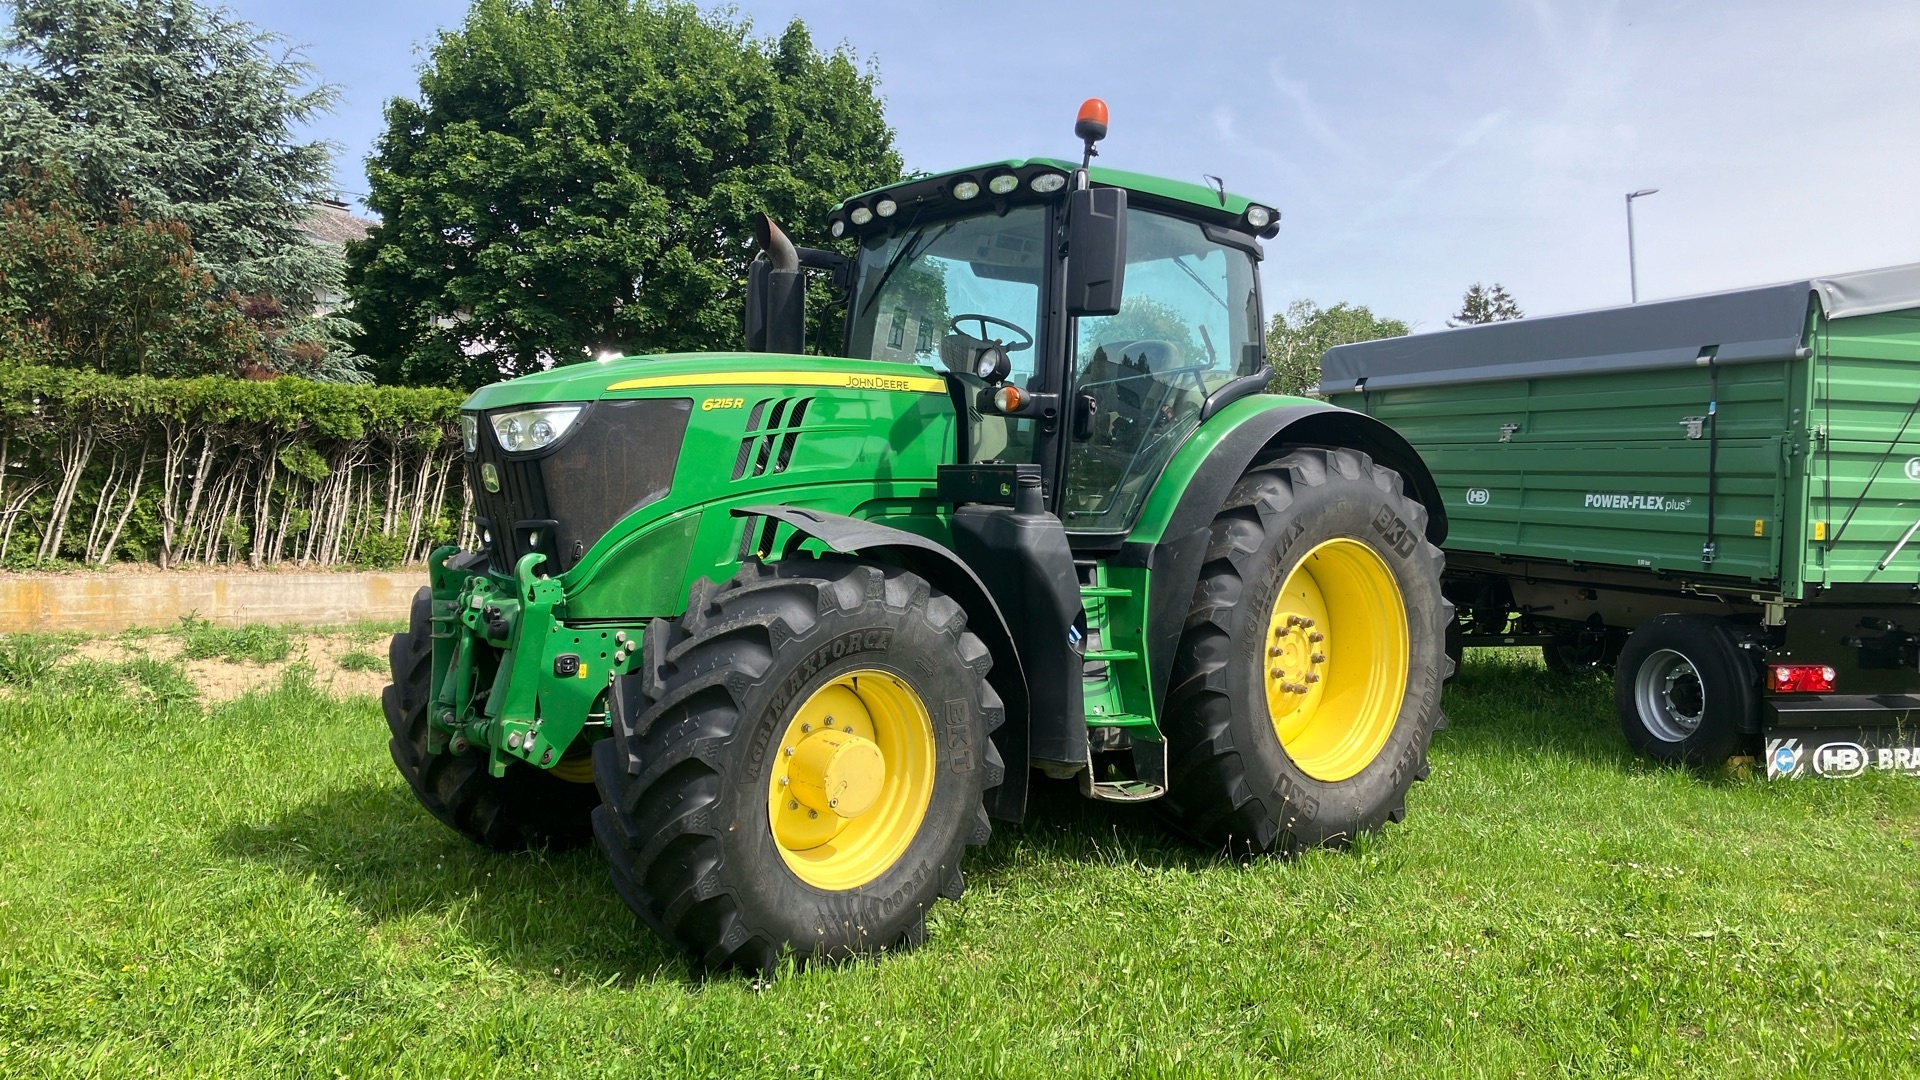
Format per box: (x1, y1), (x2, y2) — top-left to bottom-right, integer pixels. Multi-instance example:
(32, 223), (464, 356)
(1121, 397), (1449, 717)
(733, 505), (1031, 823)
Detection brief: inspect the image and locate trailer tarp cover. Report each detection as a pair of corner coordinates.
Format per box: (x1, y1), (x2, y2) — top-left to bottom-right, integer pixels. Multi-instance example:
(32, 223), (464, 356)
(1320, 261), (1920, 394)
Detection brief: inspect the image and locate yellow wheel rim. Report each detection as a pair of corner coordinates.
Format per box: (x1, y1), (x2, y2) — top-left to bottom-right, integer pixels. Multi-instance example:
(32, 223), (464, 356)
(766, 669), (936, 891)
(548, 745), (596, 784)
(1264, 538), (1410, 783)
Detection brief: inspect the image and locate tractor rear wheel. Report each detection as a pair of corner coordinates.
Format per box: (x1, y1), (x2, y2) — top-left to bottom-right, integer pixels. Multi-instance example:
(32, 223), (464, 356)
(1160, 448), (1450, 856)
(592, 555), (1002, 971)
(384, 587), (599, 851)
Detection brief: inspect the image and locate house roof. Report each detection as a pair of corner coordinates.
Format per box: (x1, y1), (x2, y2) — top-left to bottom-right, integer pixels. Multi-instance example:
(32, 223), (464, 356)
(301, 199), (375, 246)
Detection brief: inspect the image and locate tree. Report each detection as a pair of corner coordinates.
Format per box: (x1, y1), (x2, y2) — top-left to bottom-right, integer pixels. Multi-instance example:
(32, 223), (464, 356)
(1448, 282), (1522, 327)
(349, 1), (903, 388)
(0, 0), (341, 307)
(1265, 299), (1409, 396)
(0, 167), (259, 377)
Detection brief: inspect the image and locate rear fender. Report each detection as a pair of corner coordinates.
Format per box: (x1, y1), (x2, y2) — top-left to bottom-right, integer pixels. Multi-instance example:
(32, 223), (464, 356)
(733, 505), (1031, 823)
(1126, 398), (1448, 718)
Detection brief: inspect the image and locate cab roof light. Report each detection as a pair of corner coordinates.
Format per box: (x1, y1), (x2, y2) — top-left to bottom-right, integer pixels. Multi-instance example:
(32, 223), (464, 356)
(951, 177), (980, 200)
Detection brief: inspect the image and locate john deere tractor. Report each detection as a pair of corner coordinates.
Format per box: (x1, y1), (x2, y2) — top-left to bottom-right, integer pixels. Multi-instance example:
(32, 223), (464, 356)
(385, 101), (1452, 970)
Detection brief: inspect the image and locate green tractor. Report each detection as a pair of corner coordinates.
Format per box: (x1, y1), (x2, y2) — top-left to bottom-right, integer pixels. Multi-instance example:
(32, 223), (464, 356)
(385, 101), (1453, 970)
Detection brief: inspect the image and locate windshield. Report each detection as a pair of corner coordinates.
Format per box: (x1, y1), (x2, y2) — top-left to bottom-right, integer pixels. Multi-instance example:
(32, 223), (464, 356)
(847, 205), (1048, 463)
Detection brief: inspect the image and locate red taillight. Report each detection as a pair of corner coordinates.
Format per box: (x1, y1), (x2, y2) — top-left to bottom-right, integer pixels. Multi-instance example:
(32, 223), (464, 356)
(1768, 664), (1836, 693)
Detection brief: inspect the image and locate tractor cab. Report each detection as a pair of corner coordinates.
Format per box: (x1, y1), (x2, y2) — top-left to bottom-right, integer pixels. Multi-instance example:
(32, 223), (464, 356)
(753, 101), (1282, 546)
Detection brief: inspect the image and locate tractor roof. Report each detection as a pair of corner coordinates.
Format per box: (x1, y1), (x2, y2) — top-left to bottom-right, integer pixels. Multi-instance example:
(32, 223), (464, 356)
(830, 158), (1277, 239)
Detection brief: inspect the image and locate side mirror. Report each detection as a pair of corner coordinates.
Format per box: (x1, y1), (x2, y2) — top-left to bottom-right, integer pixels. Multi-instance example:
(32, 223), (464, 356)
(1064, 187), (1127, 317)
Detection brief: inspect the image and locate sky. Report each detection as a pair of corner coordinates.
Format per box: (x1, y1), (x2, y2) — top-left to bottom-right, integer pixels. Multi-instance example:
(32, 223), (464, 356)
(227, 0), (1920, 333)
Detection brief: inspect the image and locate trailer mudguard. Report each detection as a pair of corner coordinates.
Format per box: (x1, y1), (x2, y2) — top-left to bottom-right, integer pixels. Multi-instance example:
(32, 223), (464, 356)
(1121, 398), (1450, 718)
(732, 505), (1031, 823)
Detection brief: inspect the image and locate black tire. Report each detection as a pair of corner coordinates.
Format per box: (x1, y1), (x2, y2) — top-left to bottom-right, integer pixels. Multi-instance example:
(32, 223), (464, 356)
(1613, 614), (1755, 765)
(1160, 448), (1451, 857)
(384, 587), (599, 851)
(591, 556), (1003, 971)
(1444, 611), (1463, 683)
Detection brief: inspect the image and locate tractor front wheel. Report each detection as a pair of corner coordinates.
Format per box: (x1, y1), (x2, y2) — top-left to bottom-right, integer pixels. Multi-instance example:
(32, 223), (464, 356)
(592, 556), (1003, 971)
(1160, 448), (1450, 856)
(384, 587), (599, 851)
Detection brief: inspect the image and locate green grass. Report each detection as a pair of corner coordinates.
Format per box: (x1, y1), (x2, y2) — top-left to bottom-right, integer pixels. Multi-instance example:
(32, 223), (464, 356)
(173, 615), (294, 664)
(3, 648), (1918, 1078)
(336, 649), (385, 673)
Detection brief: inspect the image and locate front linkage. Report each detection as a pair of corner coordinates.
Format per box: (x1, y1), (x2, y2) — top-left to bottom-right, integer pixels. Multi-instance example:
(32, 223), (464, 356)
(422, 544), (642, 779)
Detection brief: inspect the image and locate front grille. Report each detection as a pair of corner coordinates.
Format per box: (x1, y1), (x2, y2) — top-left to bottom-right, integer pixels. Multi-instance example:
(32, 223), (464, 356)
(469, 398), (692, 576)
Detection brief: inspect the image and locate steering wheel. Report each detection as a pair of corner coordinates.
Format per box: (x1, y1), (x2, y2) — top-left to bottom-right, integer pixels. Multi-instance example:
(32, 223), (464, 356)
(949, 314), (1033, 353)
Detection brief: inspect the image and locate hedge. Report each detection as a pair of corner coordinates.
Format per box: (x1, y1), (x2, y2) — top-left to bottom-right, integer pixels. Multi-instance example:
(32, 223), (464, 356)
(0, 365), (468, 569)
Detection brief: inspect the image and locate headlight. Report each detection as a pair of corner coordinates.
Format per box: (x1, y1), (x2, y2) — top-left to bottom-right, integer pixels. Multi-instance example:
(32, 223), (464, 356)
(459, 413), (478, 453)
(490, 405), (583, 453)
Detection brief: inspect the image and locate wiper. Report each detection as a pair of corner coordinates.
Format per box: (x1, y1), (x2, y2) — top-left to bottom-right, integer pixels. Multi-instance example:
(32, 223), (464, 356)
(1172, 254), (1227, 311)
(859, 222), (954, 317)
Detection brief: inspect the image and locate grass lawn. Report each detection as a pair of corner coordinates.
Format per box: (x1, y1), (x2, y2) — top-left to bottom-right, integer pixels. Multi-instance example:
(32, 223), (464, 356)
(2, 635), (1918, 1078)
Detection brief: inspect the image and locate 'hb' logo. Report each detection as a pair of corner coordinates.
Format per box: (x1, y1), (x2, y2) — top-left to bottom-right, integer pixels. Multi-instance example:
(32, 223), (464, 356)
(1812, 742), (1868, 778)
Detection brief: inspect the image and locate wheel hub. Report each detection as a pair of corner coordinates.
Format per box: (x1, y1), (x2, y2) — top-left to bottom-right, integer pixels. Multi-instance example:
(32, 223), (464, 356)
(1635, 649), (1705, 742)
(788, 729), (886, 818)
(767, 671), (936, 891)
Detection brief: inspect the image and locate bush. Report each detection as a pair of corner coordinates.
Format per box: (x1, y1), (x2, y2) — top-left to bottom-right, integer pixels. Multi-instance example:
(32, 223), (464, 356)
(0, 364), (466, 567)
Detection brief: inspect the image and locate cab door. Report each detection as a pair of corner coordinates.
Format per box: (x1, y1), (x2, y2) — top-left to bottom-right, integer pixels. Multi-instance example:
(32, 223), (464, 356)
(1061, 206), (1266, 534)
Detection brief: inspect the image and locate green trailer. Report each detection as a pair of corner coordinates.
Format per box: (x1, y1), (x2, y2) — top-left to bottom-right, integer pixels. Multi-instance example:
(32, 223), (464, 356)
(1323, 264), (1920, 778)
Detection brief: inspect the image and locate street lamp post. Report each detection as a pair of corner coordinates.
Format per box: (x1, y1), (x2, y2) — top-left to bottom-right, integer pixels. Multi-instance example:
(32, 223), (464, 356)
(1626, 188), (1659, 303)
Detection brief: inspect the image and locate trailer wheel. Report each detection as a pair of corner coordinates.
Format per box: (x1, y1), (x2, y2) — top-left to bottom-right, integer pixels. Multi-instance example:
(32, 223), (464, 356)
(1613, 615), (1755, 765)
(384, 587), (599, 851)
(1542, 632), (1623, 676)
(1160, 448), (1449, 856)
(592, 556), (1002, 972)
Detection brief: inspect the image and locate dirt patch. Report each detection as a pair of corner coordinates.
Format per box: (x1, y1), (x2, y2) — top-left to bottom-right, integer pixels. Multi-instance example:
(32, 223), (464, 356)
(66, 630), (392, 703)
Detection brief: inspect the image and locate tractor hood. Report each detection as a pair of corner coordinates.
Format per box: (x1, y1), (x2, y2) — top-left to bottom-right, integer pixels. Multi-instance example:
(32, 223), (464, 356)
(463, 353), (947, 411)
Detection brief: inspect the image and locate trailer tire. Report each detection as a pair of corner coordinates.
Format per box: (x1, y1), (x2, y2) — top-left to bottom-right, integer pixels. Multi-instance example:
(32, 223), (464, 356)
(1542, 632), (1623, 676)
(384, 587), (599, 851)
(592, 556), (1002, 972)
(1613, 615), (1755, 765)
(1160, 448), (1449, 857)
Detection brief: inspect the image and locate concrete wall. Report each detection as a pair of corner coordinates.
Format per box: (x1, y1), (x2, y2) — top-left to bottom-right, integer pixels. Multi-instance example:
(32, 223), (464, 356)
(0, 572), (423, 633)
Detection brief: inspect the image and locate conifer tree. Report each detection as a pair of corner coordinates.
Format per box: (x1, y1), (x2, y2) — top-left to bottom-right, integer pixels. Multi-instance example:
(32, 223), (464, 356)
(1448, 282), (1523, 327)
